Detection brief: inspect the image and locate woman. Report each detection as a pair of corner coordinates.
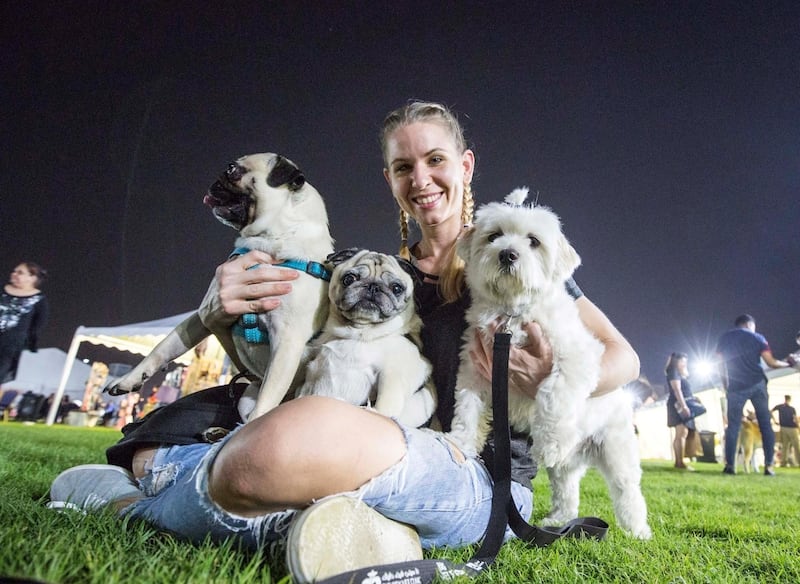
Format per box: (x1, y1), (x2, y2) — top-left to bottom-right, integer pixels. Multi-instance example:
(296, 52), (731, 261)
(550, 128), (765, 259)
(0, 262), (48, 385)
(665, 352), (697, 470)
(50, 102), (640, 580)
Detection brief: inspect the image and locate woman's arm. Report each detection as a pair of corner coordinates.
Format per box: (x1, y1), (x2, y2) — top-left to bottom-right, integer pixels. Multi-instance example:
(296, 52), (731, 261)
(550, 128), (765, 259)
(669, 378), (690, 417)
(27, 295), (49, 352)
(575, 296), (640, 396)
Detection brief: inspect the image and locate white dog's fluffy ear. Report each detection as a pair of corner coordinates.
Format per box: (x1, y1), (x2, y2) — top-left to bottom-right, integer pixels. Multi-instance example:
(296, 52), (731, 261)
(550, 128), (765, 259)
(505, 187), (529, 206)
(553, 234), (582, 282)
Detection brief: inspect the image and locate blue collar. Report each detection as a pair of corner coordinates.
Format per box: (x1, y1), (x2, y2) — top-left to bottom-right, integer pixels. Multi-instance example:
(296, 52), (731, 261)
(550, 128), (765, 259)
(229, 247), (331, 344)
(229, 247), (332, 282)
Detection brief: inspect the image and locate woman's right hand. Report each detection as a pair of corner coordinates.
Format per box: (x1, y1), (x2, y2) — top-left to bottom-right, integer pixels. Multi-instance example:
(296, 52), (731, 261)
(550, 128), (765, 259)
(198, 250), (300, 329)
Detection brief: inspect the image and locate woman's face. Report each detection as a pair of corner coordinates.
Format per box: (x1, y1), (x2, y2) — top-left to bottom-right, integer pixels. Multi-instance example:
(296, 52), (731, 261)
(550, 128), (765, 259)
(10, 264), (37, 289)
(383, 121), (474, 230)
(677, 357), (689, 377)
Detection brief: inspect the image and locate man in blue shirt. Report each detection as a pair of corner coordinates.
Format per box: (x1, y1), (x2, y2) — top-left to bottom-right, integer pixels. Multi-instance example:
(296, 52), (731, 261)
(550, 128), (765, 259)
(716, 314), (789, 476)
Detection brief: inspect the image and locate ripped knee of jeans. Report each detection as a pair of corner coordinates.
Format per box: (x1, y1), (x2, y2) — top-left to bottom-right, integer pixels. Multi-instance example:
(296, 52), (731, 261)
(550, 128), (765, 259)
(444, 437), (467, 464)
(139, 461), (181, 497)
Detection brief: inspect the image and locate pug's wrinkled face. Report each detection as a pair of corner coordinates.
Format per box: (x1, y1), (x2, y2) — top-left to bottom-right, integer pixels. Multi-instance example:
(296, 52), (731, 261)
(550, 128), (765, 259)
(328, 249), (415, 325)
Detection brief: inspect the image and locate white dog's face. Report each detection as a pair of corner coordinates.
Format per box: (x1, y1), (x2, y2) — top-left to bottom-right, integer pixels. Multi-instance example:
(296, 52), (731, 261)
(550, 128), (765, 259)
(458, 195), (581, 310)
(203, 152), (328, 238)
(326, 248), (417, 325)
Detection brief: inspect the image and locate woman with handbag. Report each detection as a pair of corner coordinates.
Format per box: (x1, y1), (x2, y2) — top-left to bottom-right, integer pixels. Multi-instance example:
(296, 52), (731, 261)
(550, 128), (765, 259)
(665, 352), (703, 470)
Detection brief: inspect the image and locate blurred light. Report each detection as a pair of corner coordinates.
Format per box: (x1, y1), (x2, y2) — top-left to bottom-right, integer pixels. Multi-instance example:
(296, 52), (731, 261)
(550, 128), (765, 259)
(693, 358), (715, 380)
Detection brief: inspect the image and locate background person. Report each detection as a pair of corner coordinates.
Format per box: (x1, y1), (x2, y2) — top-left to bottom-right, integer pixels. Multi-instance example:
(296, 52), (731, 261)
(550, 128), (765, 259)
(0, 262), (49, 386)
(665, 352), (699, 470)
(716, 314), (789, 476)
(49, 101), (640, 580)
(771, 395), (799, 467)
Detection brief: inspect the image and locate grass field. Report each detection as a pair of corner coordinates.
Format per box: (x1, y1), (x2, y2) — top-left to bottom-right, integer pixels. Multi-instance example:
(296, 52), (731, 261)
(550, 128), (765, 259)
(1, 421), (798, 583)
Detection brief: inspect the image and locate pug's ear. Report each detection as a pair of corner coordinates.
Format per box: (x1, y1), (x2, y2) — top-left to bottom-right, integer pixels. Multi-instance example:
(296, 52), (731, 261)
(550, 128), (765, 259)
(326, 247), (363, 267)
(394, 256), (421, 283)
(553, 235), (581, 282)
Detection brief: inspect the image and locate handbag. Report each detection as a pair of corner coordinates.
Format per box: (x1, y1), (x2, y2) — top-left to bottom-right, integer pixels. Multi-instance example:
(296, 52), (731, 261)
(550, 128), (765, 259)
(676, 396), (707, 422)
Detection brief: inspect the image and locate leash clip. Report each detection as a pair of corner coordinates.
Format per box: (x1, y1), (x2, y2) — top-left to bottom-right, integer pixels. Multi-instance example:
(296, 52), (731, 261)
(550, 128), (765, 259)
(498, 312), (516, 336)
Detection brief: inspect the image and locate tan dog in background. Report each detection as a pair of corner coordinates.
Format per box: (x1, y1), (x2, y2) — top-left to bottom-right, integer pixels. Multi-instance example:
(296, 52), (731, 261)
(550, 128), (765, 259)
(736, 410), (763, 473)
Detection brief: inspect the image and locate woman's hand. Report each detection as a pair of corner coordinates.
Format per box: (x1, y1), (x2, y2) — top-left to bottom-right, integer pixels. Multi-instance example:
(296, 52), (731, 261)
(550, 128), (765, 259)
(198, 250), (300, 330)
(469, 320), (554, 399)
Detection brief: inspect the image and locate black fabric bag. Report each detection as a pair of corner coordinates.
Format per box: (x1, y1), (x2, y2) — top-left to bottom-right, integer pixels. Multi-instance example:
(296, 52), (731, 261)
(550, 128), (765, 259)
(106, 381), (247, 470)
(677, 396), (707, 422)
(15, 392), (46, 421)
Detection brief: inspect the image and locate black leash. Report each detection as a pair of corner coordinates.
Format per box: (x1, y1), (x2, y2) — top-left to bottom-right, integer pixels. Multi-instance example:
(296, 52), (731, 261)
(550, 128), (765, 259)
(315, 331), (607, 584)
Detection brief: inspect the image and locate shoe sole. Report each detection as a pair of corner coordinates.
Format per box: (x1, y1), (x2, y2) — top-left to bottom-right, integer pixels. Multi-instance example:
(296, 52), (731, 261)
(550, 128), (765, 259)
(286, 496), (422, 584)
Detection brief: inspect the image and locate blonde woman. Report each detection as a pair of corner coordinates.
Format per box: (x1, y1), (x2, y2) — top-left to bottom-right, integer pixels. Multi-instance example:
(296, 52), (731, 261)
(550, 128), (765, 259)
(50, 102), (640, 581)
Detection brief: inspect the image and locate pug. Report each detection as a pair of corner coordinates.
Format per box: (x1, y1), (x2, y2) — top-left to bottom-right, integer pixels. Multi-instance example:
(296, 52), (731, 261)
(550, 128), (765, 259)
(107, 153), (334, 422)
(295, 249), (437, 428)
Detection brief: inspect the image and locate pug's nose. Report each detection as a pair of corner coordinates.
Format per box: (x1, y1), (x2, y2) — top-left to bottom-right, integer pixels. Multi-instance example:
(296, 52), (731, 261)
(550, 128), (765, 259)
(367, 283), (381, 297)
(499, 248), (519, 267)
(226, 163), (243, 181)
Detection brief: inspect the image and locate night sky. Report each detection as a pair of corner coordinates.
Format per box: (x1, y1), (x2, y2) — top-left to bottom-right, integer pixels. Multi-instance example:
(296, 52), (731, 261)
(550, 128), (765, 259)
(2, 2), (798, 387)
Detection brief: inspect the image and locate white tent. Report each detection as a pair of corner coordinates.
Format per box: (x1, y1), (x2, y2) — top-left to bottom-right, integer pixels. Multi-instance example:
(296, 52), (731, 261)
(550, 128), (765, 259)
(3, 347), (92, 402)
(46, 311), (198, 425)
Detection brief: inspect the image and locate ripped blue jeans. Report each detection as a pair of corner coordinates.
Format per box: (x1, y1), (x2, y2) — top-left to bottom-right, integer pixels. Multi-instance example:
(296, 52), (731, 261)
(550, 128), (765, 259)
(122, 422), (533, 551)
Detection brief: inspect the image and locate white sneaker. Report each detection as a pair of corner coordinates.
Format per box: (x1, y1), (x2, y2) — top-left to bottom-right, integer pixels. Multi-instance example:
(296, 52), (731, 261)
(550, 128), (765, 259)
(47, 464), (142, 512)
(286, 496), (422, 583)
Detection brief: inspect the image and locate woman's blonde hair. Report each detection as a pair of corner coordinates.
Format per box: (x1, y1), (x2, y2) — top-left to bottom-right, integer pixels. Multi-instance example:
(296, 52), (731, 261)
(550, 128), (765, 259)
(380, 101), (473, 302)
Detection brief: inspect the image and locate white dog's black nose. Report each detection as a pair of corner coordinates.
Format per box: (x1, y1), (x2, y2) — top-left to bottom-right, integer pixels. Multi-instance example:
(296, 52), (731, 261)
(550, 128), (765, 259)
(499, 248), (519, 266)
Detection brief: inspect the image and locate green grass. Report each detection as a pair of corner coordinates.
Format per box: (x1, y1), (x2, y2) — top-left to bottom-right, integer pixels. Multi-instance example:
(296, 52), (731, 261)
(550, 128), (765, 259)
(1, 422), (798, 583)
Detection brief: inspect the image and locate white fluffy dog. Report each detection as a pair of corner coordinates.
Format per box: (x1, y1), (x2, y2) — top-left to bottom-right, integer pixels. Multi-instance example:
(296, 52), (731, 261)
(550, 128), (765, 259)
(448, 188), (651, 539)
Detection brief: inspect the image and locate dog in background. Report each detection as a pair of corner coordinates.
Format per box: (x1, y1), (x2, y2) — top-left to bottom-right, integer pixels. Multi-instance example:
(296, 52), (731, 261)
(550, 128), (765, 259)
(448, 187), (651, 539)
(107, 153), (334, 421)
(736, 410), (763, 473)
(295, 248), (437, 428)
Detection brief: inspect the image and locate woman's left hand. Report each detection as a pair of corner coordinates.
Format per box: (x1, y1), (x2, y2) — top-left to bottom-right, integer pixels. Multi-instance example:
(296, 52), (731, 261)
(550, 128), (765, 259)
(469, 319), (554, 399)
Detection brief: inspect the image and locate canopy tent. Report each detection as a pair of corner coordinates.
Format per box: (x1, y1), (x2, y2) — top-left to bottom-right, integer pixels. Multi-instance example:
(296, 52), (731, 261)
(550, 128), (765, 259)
(3, 348), (92, 402)
(46, 311), (199, 425)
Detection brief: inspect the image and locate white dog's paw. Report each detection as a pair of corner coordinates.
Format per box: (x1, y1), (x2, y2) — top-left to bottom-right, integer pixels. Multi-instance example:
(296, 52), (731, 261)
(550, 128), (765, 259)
(541, 509), (576, 526)
(628, 523), (653, 540)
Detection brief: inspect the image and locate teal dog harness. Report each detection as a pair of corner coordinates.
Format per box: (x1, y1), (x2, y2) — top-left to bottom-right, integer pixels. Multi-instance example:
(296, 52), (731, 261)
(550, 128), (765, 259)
(229, 247), (331, 344)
